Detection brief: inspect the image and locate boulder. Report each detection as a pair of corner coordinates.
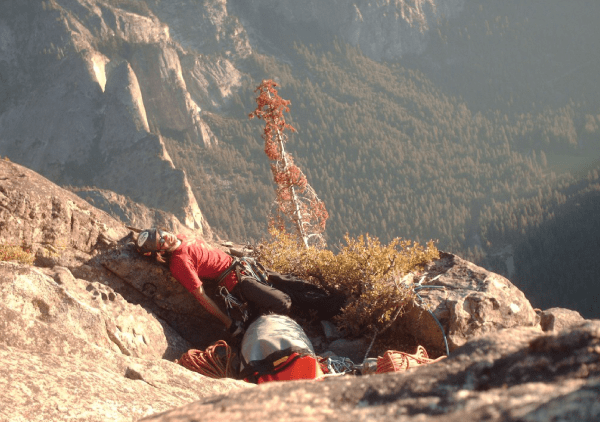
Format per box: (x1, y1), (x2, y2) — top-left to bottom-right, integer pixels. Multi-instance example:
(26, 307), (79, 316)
(0, 261), (189, 364)
(540, 307), (585, 332)
(326, 338), (371, 365)
(321, 320), (344, 340)
(392, 252), (539, 356)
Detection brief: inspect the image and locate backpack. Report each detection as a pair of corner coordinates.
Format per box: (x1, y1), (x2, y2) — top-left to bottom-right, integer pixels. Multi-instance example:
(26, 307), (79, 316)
(238, 314), (324, 384)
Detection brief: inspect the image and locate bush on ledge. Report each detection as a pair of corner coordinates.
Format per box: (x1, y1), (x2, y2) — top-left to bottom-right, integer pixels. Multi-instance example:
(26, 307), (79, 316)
(257, 229), (439, 337)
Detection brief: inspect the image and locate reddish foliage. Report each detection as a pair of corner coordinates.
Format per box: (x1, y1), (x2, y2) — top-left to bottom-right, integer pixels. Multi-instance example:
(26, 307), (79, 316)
(264, 139), (281, 161)
(250, 79), (328, 247)
(249, 79), (296, 139)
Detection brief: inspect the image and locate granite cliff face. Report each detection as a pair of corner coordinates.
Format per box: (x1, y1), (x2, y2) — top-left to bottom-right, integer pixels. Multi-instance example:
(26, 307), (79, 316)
(0, 0), (243, 234)
(1, 159), (598, 421)
(231, 0), (464, 60)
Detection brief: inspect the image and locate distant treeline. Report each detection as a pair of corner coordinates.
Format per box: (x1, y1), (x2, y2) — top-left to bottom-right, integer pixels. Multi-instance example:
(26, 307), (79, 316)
(477, 168), (600, 318)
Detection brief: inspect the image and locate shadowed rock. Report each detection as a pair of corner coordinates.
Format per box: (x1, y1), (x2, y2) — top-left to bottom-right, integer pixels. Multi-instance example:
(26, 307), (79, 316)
(540, 307), (586, 332)
(140, 321), (600, 422)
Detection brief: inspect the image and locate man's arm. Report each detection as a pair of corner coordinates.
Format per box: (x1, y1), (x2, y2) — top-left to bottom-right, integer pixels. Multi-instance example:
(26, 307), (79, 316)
(170, 255), (233, 329)
(191, 285), (233, 329)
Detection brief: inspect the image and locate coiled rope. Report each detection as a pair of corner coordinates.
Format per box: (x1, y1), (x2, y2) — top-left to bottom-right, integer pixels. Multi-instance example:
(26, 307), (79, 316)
(376, 345), (445, 374)
(176, 340), (236, 379)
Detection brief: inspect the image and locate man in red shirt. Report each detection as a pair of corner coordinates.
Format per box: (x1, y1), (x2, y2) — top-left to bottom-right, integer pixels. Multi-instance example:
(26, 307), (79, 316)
(136, 228), (291, 336)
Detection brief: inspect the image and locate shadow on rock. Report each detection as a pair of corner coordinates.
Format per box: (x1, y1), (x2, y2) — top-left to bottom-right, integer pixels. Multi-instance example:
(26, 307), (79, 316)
(91, 232), (231, 354)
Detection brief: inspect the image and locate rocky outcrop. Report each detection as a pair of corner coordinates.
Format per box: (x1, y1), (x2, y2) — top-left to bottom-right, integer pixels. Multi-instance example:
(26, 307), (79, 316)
(0, 159), (250, 421)
(1, 157), (598, 421)
(0, 0), (233, 234)
(0, 159), (228, 347)
(0, 258), (252, 422)
(0, 262), (182, 362)
(141, 321), (600, 422)
(392, 252), (539, 356)
(0, 159), (127, 263)
(540, 307), (586, 333)
(0, 341), (248, 422)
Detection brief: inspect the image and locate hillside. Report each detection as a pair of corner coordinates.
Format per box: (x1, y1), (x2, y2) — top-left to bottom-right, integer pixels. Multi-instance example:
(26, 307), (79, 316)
(492, 174), (600, 319)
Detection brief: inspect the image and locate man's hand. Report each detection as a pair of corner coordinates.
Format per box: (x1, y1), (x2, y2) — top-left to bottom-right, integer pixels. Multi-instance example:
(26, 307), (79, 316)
(191, 286), (233, 328)
(228, 320), (245, 338)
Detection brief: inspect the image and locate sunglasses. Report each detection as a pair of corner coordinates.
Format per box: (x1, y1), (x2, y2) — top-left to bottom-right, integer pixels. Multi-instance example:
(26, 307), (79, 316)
(157, 230), (168, 250)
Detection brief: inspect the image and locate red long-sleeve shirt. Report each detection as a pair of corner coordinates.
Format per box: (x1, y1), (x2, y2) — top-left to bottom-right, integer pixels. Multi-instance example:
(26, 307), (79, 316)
(169, 235), (237, 292)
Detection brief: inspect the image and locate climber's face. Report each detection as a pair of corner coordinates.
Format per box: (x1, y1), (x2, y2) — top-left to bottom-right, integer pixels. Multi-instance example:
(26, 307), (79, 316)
(157, 230), (179, 251)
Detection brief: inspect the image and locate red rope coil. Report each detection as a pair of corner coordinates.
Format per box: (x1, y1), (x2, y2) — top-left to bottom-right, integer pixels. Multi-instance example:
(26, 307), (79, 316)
(177, 340), (236, 379)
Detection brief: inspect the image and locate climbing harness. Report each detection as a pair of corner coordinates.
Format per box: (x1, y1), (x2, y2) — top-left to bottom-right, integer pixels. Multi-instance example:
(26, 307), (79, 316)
(215, 256), (271, 322)
(176, 340), (236, 379)
(216, 256), (270, 287)
(218, 285), (249, 322)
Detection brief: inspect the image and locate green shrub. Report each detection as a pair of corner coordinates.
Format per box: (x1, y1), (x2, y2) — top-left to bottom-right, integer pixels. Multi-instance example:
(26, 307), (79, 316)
(257, 229), (439, 337)
(0, 244), (35, 265)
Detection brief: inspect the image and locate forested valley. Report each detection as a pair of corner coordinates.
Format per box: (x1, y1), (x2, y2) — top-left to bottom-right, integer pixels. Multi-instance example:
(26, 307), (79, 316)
(161, 2), (600, 317)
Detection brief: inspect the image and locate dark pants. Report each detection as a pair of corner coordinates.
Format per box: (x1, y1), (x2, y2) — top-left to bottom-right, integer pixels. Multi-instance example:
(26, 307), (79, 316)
(238, 276), (292, 317)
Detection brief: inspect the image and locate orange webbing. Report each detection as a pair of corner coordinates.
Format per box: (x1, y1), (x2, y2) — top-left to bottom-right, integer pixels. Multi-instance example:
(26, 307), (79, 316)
(317, 356), (330, 375)
(177, 340), (235, 379)
(375, 346), (445, 374)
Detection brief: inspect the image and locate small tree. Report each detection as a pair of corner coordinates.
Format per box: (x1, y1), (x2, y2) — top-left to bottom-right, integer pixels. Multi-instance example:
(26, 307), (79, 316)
(250, 79), (328, 248)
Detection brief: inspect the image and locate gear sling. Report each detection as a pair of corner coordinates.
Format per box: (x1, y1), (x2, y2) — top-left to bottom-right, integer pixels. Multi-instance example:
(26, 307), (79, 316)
(214, 257), (271, 322)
